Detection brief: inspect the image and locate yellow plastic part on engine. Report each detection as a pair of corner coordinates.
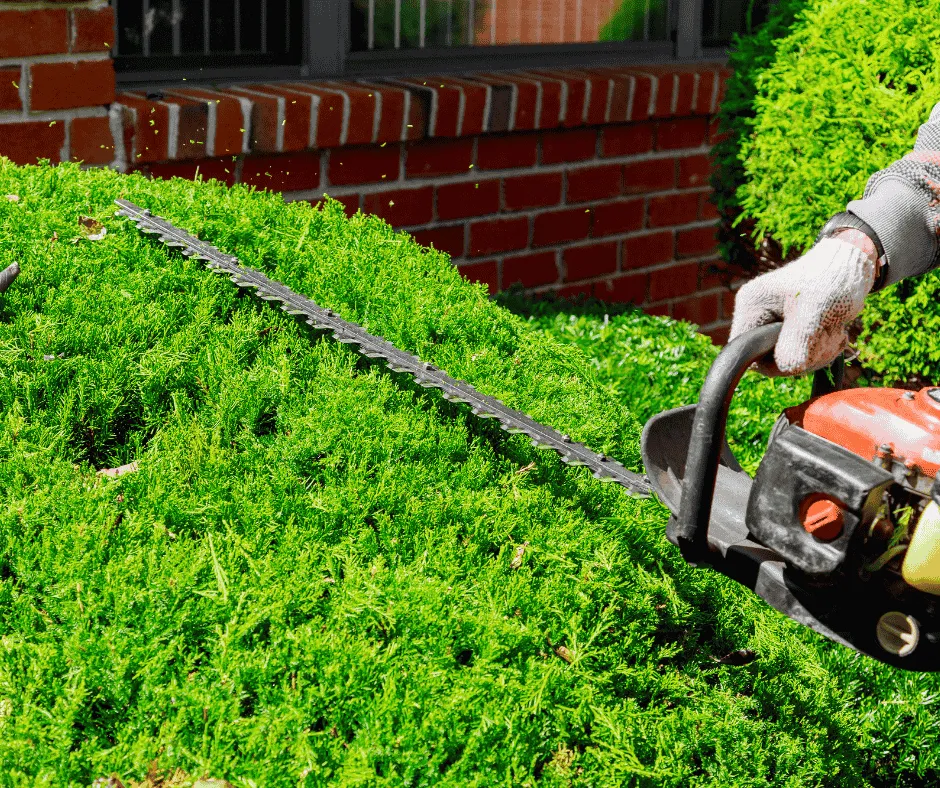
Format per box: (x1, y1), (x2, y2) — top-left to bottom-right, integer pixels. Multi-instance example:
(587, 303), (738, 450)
(902, 500), (940, 595)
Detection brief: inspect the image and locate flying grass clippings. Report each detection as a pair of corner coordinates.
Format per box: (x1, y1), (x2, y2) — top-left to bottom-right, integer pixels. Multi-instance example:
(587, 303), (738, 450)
(115, 199), (653, 497)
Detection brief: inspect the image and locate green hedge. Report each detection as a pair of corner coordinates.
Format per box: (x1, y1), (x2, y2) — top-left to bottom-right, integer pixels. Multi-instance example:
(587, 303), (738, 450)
(0, 158), (937, 785)
(715, 0), (940, 385)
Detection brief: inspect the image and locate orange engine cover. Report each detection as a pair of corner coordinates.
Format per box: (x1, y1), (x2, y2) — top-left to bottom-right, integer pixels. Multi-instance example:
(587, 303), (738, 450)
(792, 387), (940, 478)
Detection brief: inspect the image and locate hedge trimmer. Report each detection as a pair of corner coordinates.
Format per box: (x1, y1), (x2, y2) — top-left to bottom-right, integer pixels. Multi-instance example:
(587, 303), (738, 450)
(117, 200), (940, 671)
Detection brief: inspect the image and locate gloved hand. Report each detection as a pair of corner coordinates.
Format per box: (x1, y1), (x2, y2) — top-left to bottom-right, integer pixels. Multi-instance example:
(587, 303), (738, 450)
(728, 236), (877, 376)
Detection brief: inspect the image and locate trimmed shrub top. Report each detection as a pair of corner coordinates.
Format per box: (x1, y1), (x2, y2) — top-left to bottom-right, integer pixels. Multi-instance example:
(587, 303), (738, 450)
(0, 159), (936, 784)
(718, 0), (940, 385)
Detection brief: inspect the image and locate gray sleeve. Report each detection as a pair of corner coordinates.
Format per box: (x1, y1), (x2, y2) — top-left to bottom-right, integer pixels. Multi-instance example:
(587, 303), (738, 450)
(846, 101), (940, 287)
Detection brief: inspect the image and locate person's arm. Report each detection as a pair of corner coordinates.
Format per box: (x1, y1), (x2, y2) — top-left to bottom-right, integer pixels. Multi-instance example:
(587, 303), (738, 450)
(845, 100), (940, 287)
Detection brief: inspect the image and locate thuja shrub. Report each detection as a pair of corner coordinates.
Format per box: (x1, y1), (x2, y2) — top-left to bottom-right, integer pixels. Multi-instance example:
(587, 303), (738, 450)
(0, 158), (936, 786)
(720, 0), (940, 384)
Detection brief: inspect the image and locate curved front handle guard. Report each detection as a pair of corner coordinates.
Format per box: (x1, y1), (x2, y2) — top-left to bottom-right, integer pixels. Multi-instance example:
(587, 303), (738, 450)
(674, 323), (844, 564)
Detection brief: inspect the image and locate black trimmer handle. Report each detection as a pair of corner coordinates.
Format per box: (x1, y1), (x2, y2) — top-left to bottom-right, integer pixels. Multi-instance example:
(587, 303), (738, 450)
(674, 323), (843, 564)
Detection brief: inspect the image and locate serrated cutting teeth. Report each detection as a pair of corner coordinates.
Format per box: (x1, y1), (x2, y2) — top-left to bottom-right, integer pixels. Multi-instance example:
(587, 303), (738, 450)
(114, 198), (653, 499)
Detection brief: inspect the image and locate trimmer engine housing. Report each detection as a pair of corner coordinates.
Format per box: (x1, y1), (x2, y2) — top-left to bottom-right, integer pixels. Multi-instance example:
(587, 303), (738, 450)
(641, 324), (940, 670)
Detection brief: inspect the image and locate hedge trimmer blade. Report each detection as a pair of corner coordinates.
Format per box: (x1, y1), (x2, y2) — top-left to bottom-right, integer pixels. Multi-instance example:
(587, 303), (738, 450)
(115, 199), (653, 498)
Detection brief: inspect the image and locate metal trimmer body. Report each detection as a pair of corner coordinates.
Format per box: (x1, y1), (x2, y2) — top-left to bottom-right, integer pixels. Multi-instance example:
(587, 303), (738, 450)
(641, 324), (940, 671)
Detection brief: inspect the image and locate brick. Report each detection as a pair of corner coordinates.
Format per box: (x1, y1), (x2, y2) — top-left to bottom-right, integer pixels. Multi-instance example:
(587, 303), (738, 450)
(363, 186), (434, 227)
(72, 6), (114, 53)
(566, 164), (622, 204)
(656, 118), (709, 151)
(564, 242), (618, 282)
(541, 129), (596, 164)
(650, 262), (700, 301)
(601, 123), (655, 157)
(678, 153), (714, 189)
(224, 88), (281, 154)
(438, 77), (489, 137)
(406, 138), (474, 178)
(458, 260), (499, 294)
(699, 192), (720, 220)
(578, 71), (612, 126)
(147, 159), (237, 188)
(603, 71), (634, 123)
(532, 207), (591, 247)
(316, 82), (380, 146)
(0, 120), (64, 165)
(625, 73), (654, 122)
(0, 9), (67, 58)
(677, 226), (718, 258)
(436, 179), (500, 221)
(474, 73), (539, 132)
(623, 231), (674, 270)
(648, 70), (674, 119)
(503, 251), (558, 288)
(411, 225), (466, 257)
(673, 71), (697, 117)
(502, 172), (562, 211)
(623, 159), (675, 194)
(69, 115), (113, 164)
(469, 216), (529, 257)
(168, 88), (244, 157)
(115, 95), (169, 163)
(173, 95), (212, 160)
(672, 293), (720, 326)
(477, 133), (538, 170)
(372, 84), (410, 144)
(234, 84), (313, 153)
(694, 69), (717, 116)
(648, 193), (700, 228)
(0, 68), (20, 111)
(531, 74), (563, 128)
(597, 273), (647, 304)
(397, 78), (462, 137)
(592, 198), (644, 238)
(528, 71), (587, 128)
(242, 152), (322, 192)
(351, 82), (409, 144)
(29, 59), (115, 111)
(328, 146), (399, 186)
(276, 84), (345, 148)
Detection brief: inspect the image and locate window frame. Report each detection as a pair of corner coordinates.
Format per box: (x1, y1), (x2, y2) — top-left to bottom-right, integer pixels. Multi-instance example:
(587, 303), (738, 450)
(114, 0), (720, 87)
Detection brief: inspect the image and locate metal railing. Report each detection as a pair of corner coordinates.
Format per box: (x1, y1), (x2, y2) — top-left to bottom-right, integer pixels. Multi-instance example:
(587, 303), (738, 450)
(349, 0), (673, 52)
(114, 0), (303, 79)
(113, 0), (764, 84)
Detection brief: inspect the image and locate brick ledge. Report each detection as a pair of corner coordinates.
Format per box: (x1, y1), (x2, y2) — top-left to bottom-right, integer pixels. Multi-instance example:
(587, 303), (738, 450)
(112, 62), (730, 169)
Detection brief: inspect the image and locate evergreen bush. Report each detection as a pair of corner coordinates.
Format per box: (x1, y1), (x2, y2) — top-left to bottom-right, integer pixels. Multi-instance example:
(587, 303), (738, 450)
(714, 0), (940, 384)
(0, 158), (936, 784)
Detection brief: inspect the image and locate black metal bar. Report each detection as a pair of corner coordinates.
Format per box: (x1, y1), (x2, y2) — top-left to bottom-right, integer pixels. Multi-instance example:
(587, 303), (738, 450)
(235, 0), (241, 53)
(675, 0), (702, 58)
(142, 0), (151, 57)
(172, 0), (181, 55)
(115, 199), (653, 498)
(261, 0), (268, 53)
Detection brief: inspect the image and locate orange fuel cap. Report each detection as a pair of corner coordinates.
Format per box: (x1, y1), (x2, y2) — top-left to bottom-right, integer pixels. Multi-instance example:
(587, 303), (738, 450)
(800, 494), (845, 541)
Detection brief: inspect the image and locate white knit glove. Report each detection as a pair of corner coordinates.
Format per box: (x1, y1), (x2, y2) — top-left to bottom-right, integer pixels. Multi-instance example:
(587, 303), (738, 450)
(728, 238), (877, 376)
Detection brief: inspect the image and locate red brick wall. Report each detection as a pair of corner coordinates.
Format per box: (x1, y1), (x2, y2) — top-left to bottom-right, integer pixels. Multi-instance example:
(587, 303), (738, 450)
(0, 0), (115, 165)
(0, 3), (741, 343)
